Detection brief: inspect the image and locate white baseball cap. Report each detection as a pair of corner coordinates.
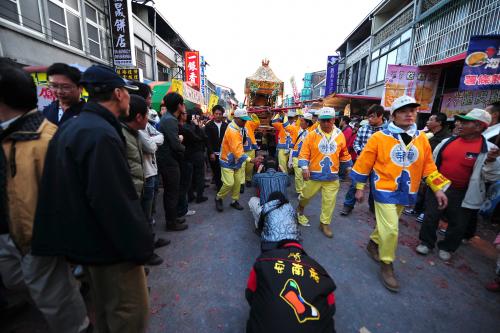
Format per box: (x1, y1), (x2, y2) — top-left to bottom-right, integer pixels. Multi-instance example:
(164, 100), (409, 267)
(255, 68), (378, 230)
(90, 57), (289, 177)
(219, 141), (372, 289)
(318, 107), (336, 120)
(302, 112), (313, 121)
(390, 95), (420, 114)
(455, 108), (492, 127)
(288, 109), (297, 117)
(234, 108), (251, 121)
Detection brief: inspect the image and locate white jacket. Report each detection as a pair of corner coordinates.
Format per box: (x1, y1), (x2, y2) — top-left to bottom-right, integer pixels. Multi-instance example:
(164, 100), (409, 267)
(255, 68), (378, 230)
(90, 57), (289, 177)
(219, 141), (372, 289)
(140, 123), (164, 178)
(433, 135), (500, 209)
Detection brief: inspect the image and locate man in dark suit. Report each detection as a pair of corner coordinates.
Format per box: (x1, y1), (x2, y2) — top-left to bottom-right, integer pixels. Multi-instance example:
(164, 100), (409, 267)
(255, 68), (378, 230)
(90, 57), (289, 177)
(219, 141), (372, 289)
(42, 63), (85, 125)
(204, 105), (228, 191)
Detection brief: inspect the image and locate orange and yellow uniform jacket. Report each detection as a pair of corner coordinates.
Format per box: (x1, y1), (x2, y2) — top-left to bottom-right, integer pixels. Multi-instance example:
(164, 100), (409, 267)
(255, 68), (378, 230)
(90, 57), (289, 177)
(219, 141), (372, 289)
(285, 119), (301, 149)
(298, 126), (352, 181)
(244, 114), (260, 152)
(219, 120), (248, 169)
(271, 114), (292, 149)
(351, 129), (450, 206)
(291, 127), (313, 158)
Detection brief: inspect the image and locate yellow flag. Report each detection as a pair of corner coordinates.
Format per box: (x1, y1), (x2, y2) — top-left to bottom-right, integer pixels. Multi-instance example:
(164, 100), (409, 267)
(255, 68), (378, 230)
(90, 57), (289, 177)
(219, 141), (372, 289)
(207, 94), (219, 114)
(170, 79), (184, 95)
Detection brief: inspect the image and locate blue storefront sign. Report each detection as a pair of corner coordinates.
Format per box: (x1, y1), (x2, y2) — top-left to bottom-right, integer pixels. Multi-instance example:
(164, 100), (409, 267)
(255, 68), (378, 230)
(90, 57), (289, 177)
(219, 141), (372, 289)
(459, 35), (500, 91)
(325, 55), (339, 97)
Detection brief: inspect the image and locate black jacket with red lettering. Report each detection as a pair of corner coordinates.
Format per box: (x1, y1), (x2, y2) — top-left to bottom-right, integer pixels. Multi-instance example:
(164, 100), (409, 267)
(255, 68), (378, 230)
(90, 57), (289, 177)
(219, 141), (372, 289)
(245, 242), (336, 333)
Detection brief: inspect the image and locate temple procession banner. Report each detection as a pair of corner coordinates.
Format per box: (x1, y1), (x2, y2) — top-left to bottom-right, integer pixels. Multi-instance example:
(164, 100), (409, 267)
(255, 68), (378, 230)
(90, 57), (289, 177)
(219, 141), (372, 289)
(381, 64), (441, 113)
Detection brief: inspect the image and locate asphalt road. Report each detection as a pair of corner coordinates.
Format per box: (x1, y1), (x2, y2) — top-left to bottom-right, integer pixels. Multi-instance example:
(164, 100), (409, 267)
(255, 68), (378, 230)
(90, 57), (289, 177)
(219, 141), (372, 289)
(146, 178), (500, 333)
(1, 177), (499, 333)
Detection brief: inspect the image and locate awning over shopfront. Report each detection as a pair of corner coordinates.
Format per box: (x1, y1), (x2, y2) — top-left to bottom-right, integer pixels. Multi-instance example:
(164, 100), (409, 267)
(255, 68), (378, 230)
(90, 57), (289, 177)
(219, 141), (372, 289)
(149, 80), (204, 112)
(319, 93), (381, 116)
(420, 52), (467, 67)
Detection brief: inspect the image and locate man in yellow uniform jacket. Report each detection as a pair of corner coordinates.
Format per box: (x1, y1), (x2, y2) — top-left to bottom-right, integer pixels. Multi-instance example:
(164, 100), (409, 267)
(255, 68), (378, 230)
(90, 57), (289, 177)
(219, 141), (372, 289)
(272, 112), (293, 173)
(289, 112), (314, 195)
(351, 95), (450, 292)
(298, 107), (352, 238)
(241, 113), (261, 190)
(216, 108), (262, 212)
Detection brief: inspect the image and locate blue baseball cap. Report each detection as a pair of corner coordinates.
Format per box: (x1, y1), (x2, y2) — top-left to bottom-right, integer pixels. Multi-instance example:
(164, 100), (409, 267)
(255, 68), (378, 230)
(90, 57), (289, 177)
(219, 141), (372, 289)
(80, 65), (138, 92)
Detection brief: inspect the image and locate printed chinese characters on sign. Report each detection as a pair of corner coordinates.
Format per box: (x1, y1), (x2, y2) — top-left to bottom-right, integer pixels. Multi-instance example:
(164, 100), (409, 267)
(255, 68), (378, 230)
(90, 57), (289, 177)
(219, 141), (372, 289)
(109, 0), (135, 67)
(116, 68), (142, 81)
(184, 51), (200, 91)
(460, 35), (500, 91)
(381, 64), (441, 113)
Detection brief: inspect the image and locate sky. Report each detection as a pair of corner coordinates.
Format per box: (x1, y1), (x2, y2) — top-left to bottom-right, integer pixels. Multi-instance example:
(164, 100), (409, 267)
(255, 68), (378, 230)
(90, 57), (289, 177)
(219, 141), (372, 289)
(157, 0), (382, 102)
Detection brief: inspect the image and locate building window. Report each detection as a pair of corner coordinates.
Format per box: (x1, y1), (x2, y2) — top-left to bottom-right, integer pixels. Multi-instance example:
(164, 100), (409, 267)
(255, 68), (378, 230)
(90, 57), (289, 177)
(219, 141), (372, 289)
(48, 0), (83, 50)
(0, 0), (43, 33)
(351, 62), (359, 92)
(85, 3), (109, 60)
(369, 29), (412, 85)
(358, 56), (367, 91)
(135, 36), (153, 79)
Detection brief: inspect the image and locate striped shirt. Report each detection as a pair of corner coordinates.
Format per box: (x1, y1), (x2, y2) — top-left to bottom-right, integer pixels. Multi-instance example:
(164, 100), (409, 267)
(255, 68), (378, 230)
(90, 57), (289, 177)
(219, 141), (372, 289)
(252, 169), (290, 205)
(353, 124), (385, 155)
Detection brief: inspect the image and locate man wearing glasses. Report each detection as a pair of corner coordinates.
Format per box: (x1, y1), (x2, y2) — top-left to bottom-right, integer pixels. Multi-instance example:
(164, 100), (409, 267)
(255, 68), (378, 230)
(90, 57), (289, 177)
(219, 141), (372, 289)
(43, 63), (85, 125)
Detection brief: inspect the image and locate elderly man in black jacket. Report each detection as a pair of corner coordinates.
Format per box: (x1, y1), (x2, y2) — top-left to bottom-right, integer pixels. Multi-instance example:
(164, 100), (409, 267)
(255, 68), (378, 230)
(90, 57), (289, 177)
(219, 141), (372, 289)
(204, 105), (228, 190)
(32, 65), (153, 333)
(156, 92), (188, 231)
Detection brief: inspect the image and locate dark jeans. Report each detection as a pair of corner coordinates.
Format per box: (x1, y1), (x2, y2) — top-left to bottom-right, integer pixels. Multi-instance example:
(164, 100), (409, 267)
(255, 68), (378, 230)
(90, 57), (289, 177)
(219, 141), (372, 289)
(414, 182), (426, 214)
(177, 160), (193, 217)
(419, 187), (478, 252)
(209, 154), (223, 191)
(189, 152), (206, 200)
(141, 176), (156, 223)
(344, 179), (374, 210)
(159, 164), (180, 225)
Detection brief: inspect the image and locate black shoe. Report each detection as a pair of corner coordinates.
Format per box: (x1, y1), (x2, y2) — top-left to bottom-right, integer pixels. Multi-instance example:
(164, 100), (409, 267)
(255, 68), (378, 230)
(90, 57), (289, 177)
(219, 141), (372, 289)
(196, 196), (208, 203)
(340, 206), (353, 216)
(240, 184), (245, 194)
(215, 198), (223, 212)
(230, 201), (244, 210)
(246, 181), (252, 188)
(146, 253), (164, 266)
(154, 238), (171, 249)
(176, 217), (186, 224)
(166, 223), (188, 231)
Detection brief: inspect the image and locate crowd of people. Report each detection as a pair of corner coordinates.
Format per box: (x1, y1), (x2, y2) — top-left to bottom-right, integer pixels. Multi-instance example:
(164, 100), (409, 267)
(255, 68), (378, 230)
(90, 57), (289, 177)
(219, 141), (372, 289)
(0, 58), (499, 332)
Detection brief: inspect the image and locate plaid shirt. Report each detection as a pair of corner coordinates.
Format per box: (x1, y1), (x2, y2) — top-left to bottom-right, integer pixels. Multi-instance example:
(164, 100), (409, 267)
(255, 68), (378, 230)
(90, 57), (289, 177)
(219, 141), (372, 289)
(353, 124), (385, 155)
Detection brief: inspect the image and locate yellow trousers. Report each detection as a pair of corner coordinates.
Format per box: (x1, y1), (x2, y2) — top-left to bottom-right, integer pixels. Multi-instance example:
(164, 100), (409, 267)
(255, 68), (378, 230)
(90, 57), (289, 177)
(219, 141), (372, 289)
(278, 149), (289, 173)
(241, 150), (255, 184)
(299, 180), (340, 225)
(370, 202), (404, 264)
(217, 167), (245, 201)
(292, 157), (304, 195)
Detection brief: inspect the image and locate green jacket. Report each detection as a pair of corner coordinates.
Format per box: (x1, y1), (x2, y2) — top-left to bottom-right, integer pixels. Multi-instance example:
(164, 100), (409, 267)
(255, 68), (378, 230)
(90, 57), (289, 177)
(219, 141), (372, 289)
(121, 122), (144, 198)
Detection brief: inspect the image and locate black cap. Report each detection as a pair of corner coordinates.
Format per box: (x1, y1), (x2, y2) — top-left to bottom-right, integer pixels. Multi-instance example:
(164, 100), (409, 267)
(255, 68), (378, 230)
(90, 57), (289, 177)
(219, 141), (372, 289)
(80, 65), (138, 92)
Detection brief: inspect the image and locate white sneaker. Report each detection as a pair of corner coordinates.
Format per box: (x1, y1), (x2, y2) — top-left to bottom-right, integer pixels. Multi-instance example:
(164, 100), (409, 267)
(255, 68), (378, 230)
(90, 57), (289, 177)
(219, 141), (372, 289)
(416, 213), (424, 223)
(438, 250), (451, 261)
(416, 244), (430, 255)
(186, 210), (196, 216)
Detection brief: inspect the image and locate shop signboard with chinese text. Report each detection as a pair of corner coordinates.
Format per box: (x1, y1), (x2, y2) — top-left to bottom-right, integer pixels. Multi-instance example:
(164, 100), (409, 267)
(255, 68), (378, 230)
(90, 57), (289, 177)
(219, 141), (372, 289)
(116, 68), (143, 81)
(109, 0), (135, 67)
(325, 55), (339, 97)
(440, 90), (500, 118)
(200, 56), (206, 97)
(381, 64), (441, 113)
(460, 35), (500, 91)
(184, 51), (200, 90)
(169, 79), (203, 105)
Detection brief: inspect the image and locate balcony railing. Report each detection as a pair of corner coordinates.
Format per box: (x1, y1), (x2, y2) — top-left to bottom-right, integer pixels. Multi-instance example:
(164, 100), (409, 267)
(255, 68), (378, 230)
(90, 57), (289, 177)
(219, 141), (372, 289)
(412, 0), (500, 65)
